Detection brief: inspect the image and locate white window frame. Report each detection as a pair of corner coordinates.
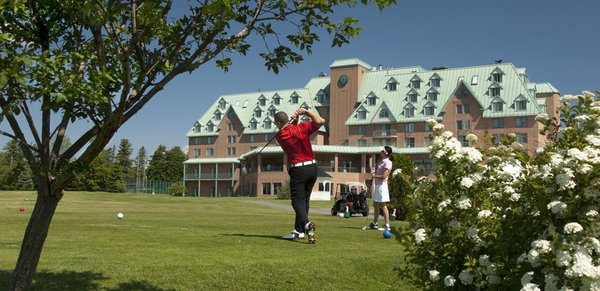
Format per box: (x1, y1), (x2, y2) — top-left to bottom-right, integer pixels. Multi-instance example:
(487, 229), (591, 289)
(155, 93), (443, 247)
(405, 137), (415, 148)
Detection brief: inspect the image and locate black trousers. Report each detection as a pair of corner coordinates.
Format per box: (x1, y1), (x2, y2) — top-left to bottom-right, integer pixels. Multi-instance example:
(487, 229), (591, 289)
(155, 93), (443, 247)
(288, 163), (318, 232)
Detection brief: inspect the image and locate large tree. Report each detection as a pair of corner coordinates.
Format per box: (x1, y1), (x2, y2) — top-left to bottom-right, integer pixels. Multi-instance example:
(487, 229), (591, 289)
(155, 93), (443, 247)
(0, 0), (396, 289)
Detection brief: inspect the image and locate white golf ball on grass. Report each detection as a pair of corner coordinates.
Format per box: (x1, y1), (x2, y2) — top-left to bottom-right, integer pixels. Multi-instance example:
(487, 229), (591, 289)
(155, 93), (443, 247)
(116, 212), (124, 219)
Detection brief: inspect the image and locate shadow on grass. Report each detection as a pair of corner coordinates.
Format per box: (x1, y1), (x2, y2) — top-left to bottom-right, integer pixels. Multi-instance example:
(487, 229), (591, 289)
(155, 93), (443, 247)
(221, 233), (282, 240)
(0, 269), (171, 291)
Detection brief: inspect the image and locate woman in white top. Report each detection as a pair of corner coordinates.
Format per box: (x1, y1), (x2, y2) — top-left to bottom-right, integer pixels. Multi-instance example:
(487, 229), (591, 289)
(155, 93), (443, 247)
(369, 145), (393, 230)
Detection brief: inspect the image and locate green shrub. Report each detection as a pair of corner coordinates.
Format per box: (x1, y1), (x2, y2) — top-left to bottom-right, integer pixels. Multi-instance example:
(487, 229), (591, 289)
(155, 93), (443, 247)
(276, 181), (291, 200)
(388, 154), (416, 221)
(398, 91), (600, 290)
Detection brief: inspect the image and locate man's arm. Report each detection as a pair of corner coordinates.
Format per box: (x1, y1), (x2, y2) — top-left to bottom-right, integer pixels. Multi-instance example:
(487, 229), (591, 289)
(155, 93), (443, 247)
(292, 108), (325, 126)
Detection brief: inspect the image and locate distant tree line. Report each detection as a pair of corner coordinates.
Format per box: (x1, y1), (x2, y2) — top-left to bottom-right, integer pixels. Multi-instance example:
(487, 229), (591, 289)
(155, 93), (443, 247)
(0, 138), (186, 195)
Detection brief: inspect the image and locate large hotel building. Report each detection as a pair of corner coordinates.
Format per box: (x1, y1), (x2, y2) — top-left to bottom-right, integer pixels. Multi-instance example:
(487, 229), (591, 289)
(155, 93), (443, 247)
(183, 58), (560, 198)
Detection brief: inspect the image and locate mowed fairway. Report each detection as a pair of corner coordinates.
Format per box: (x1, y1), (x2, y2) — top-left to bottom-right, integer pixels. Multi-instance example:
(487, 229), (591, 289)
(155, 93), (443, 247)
(0, 191), (416, 290)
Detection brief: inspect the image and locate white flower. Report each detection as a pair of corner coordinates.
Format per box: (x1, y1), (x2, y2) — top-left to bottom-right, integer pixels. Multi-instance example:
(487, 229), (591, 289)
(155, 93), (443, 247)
(547, 201), (568, 214)
(466, 133), (478, 144)
(536, 113), (551, 122)
(427, 119), (438, 127)
(521, 283), (541, 291)
(459, 270), (473, 285)
(510, 193), (521, 202)
(391, 168), (402, 176)
(556, 169), (576, 190)
(565, 246), (600, 279)
(521, 271), (534, 285)
(448, 220), (460, 228)
(528, 249), (540, 266)
(479, 254), (491, 267)
(567, 148), (587, 161)
(478, 210), (492, 219)
(502, 162), (523, 180)
(433, 228), (441, 237)
(454, 195), (472, 209)
(433, 123), (444, 132)
(429, 270), (440, 282)
(437, 198), (451, 212)
(586, 135), (600, 146)
(586, 210), (599, 220)
(544, 273), (559, 291)
(460, 177), (474, 188)
(518, 253), (528, 263)
(467, 227), (481, 243)
(444, 275), (456, 287)
(461, 147), (483, 163)
(488, 274), (502, 285)
(442, 131), (454, 138)
(564, 222), (583, 234)
(531, 240), (552, 254)
(414, 228), (427, 244)
(556, 251), (572, 267)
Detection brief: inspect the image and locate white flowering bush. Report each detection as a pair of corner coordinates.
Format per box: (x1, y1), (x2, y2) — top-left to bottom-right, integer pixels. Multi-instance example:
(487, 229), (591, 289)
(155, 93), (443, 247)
(397, 91), (600, 290)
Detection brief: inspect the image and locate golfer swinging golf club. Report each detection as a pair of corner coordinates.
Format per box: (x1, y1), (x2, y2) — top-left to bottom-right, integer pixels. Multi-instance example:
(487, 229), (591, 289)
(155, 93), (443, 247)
(274, 108), (325, 241)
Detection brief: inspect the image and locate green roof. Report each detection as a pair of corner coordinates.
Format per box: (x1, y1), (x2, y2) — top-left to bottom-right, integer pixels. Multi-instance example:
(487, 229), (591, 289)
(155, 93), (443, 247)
(184, 157), (240, 164)
(187, 87), (324, 137)
(347, 62), (552, 125)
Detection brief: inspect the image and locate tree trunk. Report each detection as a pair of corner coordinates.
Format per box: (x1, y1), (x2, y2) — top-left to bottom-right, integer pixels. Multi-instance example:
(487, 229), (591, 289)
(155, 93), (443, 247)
(9, 185), (62, 291)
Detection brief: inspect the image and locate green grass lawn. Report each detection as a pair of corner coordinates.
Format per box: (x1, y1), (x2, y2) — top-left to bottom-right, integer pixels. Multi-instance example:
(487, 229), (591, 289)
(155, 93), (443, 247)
(0, 191), (416, 290)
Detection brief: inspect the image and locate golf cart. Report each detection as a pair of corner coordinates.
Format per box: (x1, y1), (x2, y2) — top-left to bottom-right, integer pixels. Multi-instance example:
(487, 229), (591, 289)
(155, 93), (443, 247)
(331, 182), (369, 217)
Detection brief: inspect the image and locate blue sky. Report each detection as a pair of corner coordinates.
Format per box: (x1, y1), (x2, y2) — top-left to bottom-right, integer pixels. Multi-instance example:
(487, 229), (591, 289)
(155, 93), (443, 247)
(1, 0), (598, 155)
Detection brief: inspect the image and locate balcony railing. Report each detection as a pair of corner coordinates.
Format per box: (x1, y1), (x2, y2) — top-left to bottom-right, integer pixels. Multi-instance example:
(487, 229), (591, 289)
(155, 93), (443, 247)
(337, 166), (361, 173)
(373, 129), (397, 138)
(185, 173), (234, 180)
(261, 165), (284, 172)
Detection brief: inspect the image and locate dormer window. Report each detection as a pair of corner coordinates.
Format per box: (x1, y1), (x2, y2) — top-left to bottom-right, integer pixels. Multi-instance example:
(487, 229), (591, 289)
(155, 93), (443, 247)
(218, 99), (227, 110)
(273, 94), (281, 105)
(291, 92), (299, 104)
(407, 90), (418, 103)
(404, 104), (415, 118)
(367, 94), (377, 106)
(264, 119), (272, 129)
(379, 109), (389, 118)
(492, 68), (504, 83)
(357, 108), (367, 120)
(387, 78), (398, 91)
(258, 95), (267, 106)
(249, 119), (257, 130)
(410, 76), (421, 89)
(301, 102), (310, 110)
(254, 107), (262, 118)
(427, 88), (438, 102)
(268, 106), (277, 117)
(207, 122), (215, 132)
(489, 83), (501, 97)
(214, 110), (222, 120)
(491, 98), (504, 112)
(316, 91), (328, 103)
(515, 95), (527, 111)
(430, 74), (441, 87)
(424, 103), (435, 116)
(194, 122), (202, 132)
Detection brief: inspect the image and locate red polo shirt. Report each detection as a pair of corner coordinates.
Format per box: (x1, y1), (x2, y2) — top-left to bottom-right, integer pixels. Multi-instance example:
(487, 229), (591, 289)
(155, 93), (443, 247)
(276, 121), (320, 164)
